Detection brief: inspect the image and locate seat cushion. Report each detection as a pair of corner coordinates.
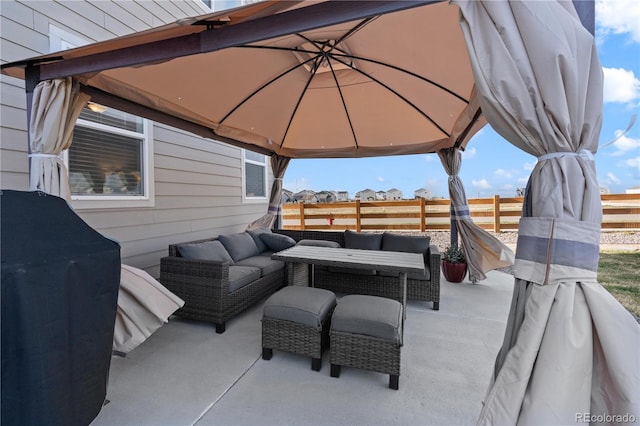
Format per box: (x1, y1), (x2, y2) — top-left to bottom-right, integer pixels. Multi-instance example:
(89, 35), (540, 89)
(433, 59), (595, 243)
(344, 230), (382, 250)
(219, 232), (260, 262)
(176, 240), (234, 264)
(228, 266), (261, 292)
(381, 232), (430, 254)
(260, 233), (296, 252)
(297, 239), (341, 248)
(235, 255), (284, 276)
(263, 286), (337, 330)
(331, 295), (402, 343)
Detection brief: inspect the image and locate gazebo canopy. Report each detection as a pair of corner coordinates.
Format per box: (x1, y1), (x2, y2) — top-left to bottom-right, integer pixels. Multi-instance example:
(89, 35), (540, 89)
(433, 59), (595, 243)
(1, 0), (486, 158)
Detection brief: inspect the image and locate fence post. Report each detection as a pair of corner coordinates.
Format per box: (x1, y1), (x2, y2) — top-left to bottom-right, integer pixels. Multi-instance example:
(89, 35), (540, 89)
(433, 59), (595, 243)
(419, 197), (426, 232)
(299, 201), (305, 230)
(493, 194), (501, 232)
(355, 199), (361, 232)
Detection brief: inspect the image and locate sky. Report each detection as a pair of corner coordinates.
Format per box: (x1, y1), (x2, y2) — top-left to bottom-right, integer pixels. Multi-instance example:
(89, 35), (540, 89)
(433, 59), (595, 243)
(283, 0), (640, 199)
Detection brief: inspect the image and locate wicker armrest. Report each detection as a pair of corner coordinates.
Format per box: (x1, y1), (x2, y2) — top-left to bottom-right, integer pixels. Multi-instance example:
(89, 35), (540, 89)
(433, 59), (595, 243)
(427, 244), (441, 276)
(159, 256), (232, 295)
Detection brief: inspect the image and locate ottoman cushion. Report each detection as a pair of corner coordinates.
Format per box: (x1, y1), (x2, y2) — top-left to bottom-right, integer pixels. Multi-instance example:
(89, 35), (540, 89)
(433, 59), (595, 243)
(331, 295), (402, 343)
(264, 286), (336, 330)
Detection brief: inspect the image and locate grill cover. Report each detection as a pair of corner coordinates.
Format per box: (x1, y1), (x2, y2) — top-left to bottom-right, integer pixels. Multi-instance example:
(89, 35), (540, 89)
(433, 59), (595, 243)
(1, 190), (121, 426)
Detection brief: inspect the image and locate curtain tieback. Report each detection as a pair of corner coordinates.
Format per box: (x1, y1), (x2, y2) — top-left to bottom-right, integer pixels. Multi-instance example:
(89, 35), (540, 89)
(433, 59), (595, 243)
(28, 153), (61, 159)
(537, 149), (594, 162)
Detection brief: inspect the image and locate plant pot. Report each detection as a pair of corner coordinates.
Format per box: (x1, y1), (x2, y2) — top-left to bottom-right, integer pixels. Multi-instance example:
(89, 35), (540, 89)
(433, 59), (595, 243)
(442, 260), (467, 283)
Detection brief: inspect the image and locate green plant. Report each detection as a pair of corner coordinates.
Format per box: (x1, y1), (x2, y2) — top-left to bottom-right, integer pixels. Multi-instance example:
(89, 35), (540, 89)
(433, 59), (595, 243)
(443, 243), (466, 263)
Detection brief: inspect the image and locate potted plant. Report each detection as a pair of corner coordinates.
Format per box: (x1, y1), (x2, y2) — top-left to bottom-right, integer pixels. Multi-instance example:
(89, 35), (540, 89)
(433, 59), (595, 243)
(441, 243), (467, 283)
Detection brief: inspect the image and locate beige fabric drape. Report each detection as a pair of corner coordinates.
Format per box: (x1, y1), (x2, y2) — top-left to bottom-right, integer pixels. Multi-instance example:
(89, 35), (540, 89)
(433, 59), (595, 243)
(454, 1), (639, 424)
(247, 154), (290, 230)
(113, 265), (185, 354)
(437, 147), (514, 282)
(29, 78), (90, 201)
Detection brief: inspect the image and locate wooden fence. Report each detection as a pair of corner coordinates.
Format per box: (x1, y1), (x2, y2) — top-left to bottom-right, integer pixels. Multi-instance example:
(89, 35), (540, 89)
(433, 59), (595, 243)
(281, 193), (640, 232)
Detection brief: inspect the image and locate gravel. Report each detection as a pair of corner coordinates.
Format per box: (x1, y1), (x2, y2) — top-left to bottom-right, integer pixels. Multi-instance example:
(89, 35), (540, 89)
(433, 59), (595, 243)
(408, 230), (640, 251)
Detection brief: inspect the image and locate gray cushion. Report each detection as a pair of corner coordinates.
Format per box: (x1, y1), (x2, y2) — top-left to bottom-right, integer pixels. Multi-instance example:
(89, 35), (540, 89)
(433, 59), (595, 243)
(381, 232), (431, 254)
(247, 227), (272, 253)
(331, 295), (402, 343)
(260, 233), (296, 252)
(263, 286), (336, 330)
(228, 266), (261, 292)
(218, 232), (260, 262)
(297, 239), (341, 248)
(176, 240), (234, 264)
(235, 256), (285, 276)
(344, 230), (382, 250)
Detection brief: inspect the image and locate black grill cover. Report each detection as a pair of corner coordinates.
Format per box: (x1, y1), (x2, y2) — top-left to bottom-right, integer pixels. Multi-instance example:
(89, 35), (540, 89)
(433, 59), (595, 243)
(1, 190), (121, 426)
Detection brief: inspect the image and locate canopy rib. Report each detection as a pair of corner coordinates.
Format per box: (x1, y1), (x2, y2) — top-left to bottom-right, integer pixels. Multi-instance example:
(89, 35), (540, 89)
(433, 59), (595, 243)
(327, 54), (359, 149)
(279, 56), (321, 149)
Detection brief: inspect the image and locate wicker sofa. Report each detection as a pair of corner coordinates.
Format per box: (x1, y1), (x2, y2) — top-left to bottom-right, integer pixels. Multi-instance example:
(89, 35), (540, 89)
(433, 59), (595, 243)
(273, 229), (441, 310)
(159, 229), (289, 333)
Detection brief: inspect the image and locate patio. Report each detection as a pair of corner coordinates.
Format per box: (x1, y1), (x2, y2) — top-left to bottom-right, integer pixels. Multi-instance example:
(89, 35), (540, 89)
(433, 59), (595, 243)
(91, 271), (513, 426)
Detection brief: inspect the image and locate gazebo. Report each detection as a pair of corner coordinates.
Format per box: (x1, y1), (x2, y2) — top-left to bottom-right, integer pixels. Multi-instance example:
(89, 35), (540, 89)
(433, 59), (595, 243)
(2, 1), (638, 424)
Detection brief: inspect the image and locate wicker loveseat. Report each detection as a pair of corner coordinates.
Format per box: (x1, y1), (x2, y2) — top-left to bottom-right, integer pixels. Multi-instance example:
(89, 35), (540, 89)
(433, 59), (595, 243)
(159, 229), (289, 333)
(273, 229), (441, 310)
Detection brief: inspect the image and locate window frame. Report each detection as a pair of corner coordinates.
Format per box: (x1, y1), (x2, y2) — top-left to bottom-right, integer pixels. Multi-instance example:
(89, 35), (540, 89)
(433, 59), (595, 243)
(242, 150), (269, 203)
(65, 117), (155, 209)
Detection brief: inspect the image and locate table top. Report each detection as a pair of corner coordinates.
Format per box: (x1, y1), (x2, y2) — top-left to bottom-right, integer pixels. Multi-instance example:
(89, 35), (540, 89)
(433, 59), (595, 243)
(272, 245), (425, 274)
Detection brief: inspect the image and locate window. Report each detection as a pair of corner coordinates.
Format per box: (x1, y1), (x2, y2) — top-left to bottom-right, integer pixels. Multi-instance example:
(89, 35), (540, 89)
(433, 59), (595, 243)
(243, 150), (267, 201)
(67, 106), (155, 208)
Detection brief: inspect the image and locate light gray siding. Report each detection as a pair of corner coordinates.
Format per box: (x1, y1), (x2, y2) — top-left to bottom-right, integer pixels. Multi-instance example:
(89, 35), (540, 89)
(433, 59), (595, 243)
(0, 0), (271, 277)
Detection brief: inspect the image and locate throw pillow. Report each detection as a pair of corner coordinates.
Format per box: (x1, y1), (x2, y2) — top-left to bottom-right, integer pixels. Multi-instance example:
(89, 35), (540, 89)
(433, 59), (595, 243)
(381, 232), (431, 253)
(260, 233), (296, 252)
(218, 232), (260, 262)
(344, 229), (382, 250)
(177, 240), (234, 264)
(246, 227), (272, 252)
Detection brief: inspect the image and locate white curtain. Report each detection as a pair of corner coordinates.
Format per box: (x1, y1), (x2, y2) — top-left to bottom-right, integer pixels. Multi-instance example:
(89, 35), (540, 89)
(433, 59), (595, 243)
(247, 154), (290, 230)
(29, 77), (90, 201)
(438, 147), (514, 282)
(453, 1), (639, 424)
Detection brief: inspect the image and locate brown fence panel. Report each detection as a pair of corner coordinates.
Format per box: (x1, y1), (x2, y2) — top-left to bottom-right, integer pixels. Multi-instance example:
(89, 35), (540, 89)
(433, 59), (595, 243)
(282, 193), (640, 232)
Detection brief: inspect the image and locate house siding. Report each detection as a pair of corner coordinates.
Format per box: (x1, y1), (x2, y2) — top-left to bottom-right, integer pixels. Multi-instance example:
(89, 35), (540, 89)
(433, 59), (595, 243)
(0, 0), (271, 277)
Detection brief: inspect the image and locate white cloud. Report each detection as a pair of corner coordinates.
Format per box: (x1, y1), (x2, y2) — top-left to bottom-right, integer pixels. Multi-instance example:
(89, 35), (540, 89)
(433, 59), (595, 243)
(423, 154), (435, 162)
(627, 157), (640, 168)
(523, 161), (536, 172)
(610, 134), (640, 156)
(461, 146), (477, 160)
(602, 67), (640, 104)
(472, 178), (492, 190)
(517, 177), (529, 185)
(494, 168), (513, 178)
(377, 176), (385, 182)
(596, 0), (640, 43)
(607, 172), (621, 184)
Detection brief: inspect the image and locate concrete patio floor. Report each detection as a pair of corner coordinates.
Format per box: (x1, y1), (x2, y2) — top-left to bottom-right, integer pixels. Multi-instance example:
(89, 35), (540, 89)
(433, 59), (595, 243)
(91, 271), (514, 426)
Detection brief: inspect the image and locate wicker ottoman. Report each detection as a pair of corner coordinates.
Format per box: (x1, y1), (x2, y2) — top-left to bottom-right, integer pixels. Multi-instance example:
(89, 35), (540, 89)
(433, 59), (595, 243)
(262, 286), (337, 371)
(329, 295), (403, 390)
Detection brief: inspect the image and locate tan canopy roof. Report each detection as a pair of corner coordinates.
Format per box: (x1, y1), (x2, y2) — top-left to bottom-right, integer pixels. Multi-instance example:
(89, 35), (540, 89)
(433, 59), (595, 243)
(1, 0), (485, 158)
